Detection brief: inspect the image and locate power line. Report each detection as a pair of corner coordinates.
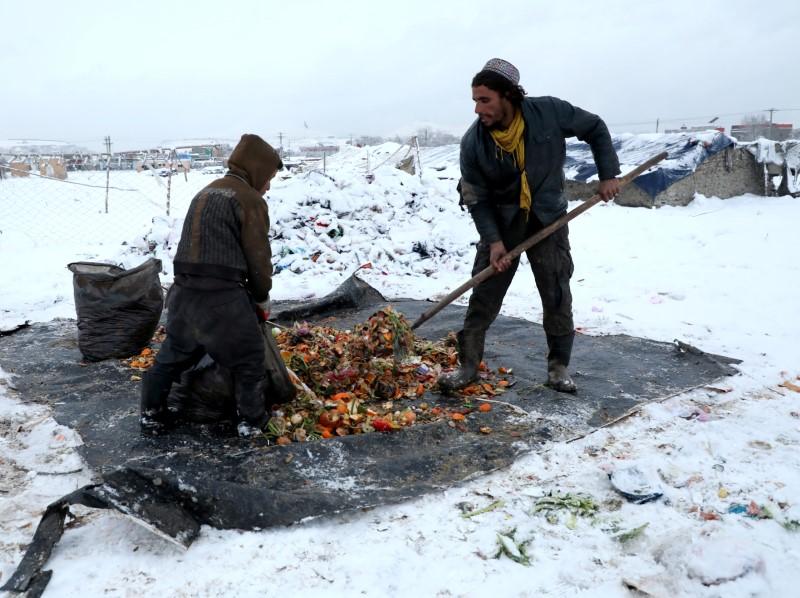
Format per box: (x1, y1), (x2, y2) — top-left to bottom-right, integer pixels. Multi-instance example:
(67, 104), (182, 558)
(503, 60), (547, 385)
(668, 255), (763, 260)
(609, 108), (800, 129)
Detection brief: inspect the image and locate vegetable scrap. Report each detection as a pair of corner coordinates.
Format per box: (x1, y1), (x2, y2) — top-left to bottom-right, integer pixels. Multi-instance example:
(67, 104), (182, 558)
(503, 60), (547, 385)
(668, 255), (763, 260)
(124, 347), (156, 370)
(532, 492), (600, 525)
(494, 529), (532, 566)
(613, 522), (649, 544)
(461, 499), (505, 519)
(121, 326), (165, 370)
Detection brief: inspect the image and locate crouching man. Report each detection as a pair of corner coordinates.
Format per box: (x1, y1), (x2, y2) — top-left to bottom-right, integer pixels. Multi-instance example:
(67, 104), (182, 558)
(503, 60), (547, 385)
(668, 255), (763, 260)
(140, 133), (282, 436)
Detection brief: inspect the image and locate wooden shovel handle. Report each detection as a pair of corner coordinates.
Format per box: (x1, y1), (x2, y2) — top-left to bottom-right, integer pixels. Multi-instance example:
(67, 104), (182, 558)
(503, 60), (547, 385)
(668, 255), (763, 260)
(411, 151), (668, 330)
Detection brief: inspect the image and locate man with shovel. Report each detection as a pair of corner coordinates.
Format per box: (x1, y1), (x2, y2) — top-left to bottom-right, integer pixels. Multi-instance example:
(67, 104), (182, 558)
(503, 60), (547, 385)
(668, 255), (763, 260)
(140, 133), (282, 436)
(439, 58), (621, 394)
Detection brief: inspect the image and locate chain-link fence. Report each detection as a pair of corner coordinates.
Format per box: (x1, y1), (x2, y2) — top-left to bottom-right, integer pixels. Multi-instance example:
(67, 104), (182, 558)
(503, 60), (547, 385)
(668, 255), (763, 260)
(0, 153), (218, 247)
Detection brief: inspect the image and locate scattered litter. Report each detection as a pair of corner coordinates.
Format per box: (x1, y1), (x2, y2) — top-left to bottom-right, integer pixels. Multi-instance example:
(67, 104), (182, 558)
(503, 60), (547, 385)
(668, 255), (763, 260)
(461, 499), (505, 519)
(782, 519), (800, 532)
(678, 406), (714, 422)
(532, 492), (599, 525)
(704, 385), (733, 393)
(727, 501), (774, 519)
(779, 380), (800, 393)
(748, 440), (772, 450)
(658, 467), (703, 488)
(609, 465), (664, 504)
(614, 522), (649, 543)
(699, 510), (721, 521)
(622, 574), (673, 597)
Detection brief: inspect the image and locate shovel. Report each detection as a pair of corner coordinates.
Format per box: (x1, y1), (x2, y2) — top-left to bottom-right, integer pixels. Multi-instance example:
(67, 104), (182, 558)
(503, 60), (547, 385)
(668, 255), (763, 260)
(411, 152), (668, 330)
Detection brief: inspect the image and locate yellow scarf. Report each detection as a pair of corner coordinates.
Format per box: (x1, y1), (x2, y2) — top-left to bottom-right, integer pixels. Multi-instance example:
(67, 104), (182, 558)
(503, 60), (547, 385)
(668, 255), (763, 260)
(489, 109), (531, 214)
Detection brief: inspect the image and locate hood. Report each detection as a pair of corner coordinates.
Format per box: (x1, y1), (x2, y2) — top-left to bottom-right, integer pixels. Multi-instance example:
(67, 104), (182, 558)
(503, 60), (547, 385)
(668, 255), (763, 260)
(227, 133), (282, 190)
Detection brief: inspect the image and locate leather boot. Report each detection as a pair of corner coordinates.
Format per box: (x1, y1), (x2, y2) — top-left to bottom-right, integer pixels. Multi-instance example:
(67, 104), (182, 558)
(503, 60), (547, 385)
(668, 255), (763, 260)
(438, 330), (484, 393)
(140, 371), (177, 435)
(546, 332), (577, 393)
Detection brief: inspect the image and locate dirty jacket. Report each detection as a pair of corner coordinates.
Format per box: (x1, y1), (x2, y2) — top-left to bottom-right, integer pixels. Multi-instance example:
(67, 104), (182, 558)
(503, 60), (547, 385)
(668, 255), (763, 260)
(173, 134), (281, 302)
(460, 96), (620, 243)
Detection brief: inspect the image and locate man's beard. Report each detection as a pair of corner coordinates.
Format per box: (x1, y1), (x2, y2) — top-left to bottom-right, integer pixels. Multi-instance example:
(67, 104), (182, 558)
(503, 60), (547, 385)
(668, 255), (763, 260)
(485, 107), (511, 130)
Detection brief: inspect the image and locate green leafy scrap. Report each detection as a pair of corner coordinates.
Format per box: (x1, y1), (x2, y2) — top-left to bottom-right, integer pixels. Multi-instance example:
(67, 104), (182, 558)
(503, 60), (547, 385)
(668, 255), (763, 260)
(494, 529), (532, 566)
(614, 523), (649, 544)
(462, 500), (505, 519)
(532, 492), (600, 525)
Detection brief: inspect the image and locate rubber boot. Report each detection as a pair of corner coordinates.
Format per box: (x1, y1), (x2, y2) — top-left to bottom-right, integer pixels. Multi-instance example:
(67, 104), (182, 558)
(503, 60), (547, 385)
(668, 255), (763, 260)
(140, 370), (177, 435)
(438, 330), (484, 393)
(235, 376), (269, 437)
(546, 332), (577, 393)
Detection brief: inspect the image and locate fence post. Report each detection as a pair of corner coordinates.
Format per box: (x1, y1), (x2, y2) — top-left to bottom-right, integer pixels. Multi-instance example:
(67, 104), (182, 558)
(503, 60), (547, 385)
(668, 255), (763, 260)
(104, 135), (112, 213)
(413, 135), (422, 182)
(166, 149), (174, 217)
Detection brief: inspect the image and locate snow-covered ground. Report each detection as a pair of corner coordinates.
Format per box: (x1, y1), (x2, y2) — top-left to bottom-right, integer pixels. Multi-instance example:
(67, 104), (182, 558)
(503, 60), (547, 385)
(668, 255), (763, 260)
(1, 143), (800, 597)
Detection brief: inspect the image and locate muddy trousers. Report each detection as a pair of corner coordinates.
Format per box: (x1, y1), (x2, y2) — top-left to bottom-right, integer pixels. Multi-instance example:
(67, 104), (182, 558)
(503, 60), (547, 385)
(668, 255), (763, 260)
(460, 211), (575, 366)
(140, 284), (268, 427)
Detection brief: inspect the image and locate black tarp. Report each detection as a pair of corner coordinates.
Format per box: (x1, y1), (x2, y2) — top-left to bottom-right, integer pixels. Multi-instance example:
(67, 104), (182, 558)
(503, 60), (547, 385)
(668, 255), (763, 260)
(0, 276), (740, 596)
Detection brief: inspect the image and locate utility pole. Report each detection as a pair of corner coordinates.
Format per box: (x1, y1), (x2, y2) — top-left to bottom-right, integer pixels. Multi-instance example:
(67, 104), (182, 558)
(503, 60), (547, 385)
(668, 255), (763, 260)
(655, 118), (659, 133)
(278, 132), (284, 157)
(104, 135), (111, 214)
(767, 108), (776, 140)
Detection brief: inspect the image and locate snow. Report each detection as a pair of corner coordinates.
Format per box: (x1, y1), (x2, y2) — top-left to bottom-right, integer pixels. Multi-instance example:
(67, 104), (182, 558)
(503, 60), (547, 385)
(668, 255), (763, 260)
(744, 139), (800, 194)
(2, 140), (800, 597)
(565, 131), (733, 187)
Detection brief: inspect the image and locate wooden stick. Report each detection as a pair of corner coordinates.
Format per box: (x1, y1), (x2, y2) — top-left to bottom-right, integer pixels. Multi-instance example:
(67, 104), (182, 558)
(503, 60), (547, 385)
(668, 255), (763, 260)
(411, 151), (668, 330)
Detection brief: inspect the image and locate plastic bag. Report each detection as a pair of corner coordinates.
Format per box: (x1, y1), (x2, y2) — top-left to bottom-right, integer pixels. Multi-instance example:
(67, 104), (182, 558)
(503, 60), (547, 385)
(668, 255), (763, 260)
(67, 259), (163, 361)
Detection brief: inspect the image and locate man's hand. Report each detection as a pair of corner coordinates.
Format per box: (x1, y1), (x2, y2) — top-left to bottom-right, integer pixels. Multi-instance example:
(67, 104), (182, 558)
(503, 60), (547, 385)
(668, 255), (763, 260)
(255, 298), (271, 322)
(489, 241), (512, 272)
(598, 178), (620, 202)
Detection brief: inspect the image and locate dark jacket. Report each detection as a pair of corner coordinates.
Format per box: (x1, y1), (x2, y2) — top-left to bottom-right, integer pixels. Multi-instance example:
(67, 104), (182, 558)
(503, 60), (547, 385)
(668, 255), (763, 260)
(460, 96), (620, 242)
(173, 134), (281, 302)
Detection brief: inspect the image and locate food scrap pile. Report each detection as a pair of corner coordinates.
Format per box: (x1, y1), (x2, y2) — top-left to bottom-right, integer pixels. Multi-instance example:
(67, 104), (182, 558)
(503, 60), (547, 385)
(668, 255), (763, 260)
(269, 306), (514, 443)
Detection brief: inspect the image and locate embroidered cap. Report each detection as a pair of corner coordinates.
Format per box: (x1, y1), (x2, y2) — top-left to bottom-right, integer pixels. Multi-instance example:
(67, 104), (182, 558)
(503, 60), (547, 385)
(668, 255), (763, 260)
(482, 58), (520, 85)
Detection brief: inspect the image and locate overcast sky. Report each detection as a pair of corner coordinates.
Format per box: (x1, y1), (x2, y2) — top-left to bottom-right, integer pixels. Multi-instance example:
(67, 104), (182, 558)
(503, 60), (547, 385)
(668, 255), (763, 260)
(2, 0), (798, 151)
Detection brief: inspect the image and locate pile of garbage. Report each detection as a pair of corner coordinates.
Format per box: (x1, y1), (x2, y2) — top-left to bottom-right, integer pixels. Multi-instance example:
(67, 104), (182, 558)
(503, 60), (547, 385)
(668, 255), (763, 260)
(264, 306), (512, 443)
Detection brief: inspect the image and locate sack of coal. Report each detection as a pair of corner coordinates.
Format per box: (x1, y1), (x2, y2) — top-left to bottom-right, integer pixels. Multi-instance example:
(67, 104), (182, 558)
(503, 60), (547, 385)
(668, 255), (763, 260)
(67, 259), (164, 361)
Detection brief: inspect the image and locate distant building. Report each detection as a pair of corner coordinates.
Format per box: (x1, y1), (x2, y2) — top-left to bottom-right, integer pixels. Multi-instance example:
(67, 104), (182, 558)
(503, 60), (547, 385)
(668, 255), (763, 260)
(174, 144), (232, 162)
(298, 144), (339, 158)
(563, 131), (766, 207)
(730, 122), (793, 142)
